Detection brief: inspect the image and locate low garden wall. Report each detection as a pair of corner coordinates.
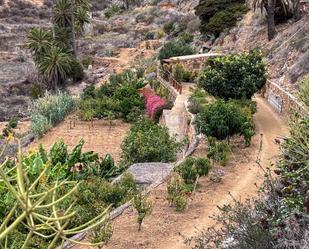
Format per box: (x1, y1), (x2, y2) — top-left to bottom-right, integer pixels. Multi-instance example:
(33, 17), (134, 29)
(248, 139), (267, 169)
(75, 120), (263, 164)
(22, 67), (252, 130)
(263, 80), (305, 117)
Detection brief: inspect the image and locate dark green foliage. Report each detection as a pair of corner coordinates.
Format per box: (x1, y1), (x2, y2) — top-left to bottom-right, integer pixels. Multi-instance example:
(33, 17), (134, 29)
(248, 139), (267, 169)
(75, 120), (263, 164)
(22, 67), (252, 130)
(177, 157), (211, 184)
(196, 100), (255, 144)
(198, 50), (266, 100)
(144, 31), (156, 40)
(121, 118), (181, 166)
(79, 70), (145, 122)
(163, 21), (175, 34)
(195, 0), (247, 36)
(158, 39), (196, 61)
(203, 4), (247, 36)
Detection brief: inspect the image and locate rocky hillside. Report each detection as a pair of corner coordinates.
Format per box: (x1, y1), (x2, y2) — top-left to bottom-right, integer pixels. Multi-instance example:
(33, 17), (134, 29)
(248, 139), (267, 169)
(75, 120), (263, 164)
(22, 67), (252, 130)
(212, 10), (309, 94)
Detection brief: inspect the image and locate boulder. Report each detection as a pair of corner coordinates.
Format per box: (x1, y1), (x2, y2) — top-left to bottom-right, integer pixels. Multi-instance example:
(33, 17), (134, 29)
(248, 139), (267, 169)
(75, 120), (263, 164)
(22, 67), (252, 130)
(114, 162), (173, 186)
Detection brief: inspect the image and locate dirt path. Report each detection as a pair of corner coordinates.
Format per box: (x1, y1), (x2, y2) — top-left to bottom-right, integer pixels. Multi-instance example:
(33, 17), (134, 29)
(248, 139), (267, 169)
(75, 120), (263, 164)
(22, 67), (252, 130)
(75, 96), (288, 249)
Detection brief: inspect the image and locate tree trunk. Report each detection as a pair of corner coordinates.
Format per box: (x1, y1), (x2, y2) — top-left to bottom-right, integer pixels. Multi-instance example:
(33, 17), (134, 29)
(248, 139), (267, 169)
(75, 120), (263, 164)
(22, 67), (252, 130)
(71, 0), (77, 57)
(266, 0), (276, 41)
(293, 0), (301, 21)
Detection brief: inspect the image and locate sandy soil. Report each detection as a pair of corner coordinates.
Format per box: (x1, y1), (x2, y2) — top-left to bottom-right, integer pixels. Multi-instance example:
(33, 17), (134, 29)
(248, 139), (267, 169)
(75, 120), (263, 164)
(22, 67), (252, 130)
(29, 118), (131, 163)
(75, 96), (288, 249)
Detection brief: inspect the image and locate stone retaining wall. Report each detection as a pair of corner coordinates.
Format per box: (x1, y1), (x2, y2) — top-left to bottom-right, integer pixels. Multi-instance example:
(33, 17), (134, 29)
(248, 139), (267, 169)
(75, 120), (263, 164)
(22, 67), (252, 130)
(263, 80), (305, 117)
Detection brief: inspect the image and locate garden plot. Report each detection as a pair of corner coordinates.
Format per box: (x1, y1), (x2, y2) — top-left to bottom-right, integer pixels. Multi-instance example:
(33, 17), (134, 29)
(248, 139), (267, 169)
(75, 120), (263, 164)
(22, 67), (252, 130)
(29, 118), (130, 163)
(73, 97), (288, 249)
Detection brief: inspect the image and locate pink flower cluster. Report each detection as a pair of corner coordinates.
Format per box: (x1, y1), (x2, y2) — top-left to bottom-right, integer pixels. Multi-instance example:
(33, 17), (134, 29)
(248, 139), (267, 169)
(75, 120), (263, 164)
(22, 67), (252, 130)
(142, 89), (166, 119)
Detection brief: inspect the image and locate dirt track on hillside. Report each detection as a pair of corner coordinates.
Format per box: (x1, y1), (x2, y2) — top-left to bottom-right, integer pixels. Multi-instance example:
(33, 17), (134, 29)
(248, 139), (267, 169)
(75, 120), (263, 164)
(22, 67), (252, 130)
(74, 96), (288, 249)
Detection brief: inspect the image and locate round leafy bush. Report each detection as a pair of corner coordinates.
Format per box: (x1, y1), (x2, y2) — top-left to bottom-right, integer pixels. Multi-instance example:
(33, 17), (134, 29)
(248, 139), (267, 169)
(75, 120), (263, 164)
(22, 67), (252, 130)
(198, 50), (266, 100)
(196, 100), (255, 145)
(177, 157), (211, 184)
(121, 118), (181, 166)
(158, 39), (195, 61)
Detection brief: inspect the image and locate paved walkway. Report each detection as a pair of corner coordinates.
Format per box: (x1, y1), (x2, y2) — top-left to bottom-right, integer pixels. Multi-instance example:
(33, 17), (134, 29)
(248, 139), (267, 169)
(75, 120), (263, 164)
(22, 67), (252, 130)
(162, 83), (194, 142)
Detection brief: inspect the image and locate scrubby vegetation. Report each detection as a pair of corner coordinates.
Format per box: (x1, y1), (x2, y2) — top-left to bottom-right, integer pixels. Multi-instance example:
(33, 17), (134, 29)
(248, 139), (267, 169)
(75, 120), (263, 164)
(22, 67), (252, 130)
(195, 0), (247, 36)
(158, 39), (196, 61)
(172, 63), (196, 83)
(121, 118), (181, 166)
(167, 173), (188, 212)
(177, 157), (211, 184)
(30, 91), (75, 137)
(0, 139), (137, 248)
(79, 70), (145, 122)
(198, 50), (266, 100)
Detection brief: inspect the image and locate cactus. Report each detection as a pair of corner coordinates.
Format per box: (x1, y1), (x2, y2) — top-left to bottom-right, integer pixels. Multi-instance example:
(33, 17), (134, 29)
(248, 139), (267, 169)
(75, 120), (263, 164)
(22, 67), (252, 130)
(0, 140), (110, 249)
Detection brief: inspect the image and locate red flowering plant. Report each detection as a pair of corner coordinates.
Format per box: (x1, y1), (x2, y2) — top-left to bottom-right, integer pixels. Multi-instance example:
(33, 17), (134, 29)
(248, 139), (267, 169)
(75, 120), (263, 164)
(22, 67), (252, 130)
(142, 89), (167, 119)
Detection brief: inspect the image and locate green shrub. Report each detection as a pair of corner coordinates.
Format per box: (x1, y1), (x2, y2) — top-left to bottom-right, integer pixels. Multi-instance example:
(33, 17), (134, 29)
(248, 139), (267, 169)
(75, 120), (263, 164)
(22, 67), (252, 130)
(198, 50), (266, 100)
(163, 21), (175, 34)
(166, 174), (187, 212)
(195, 0), (246, 36)
(202, 4), (247, 36)
(196, 100), (255, 145)
(133, 193), (152, 231)
(188, 88), (209, 114)
(172, 63), (194, 83)
(207, 137), (230, 166)
(158, 39), (196, 61)
(30, 91), (75, 137)
(177, 157), (211, 184)
(121, 118), (181, 166)
(144, 31), (156, 40)
(105, 4), (123, 18)
(178, 32), (194, 44)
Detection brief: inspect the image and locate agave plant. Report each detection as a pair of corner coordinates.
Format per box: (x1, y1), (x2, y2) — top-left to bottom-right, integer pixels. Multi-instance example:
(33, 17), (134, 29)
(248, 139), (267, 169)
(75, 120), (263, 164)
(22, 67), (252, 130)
(0, 140), (111, 249)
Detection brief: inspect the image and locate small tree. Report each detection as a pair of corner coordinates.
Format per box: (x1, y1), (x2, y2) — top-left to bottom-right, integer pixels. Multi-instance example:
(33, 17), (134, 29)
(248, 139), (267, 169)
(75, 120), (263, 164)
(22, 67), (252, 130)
(198, 50), (266, 100)
(133, 193), (152, 231)
(196, 101), (255, 145)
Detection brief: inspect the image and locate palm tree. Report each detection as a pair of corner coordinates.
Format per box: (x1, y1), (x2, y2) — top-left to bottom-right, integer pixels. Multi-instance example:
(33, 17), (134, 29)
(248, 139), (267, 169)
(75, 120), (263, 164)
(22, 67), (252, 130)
(253, 0), (296, 40)
(53, 0), (90, 55)
(25, 28), (52, 62)
(53, 0), (73, 27)
(37, 46), (73, 89)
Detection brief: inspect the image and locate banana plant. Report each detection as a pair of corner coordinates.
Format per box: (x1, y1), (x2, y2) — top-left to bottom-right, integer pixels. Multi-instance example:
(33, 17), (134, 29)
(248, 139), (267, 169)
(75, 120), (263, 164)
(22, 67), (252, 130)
(0, 140), (110, 249)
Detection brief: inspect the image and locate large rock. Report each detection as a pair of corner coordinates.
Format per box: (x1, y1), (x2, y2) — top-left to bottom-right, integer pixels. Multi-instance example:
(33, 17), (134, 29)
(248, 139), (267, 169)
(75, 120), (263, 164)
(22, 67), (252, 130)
(114, 162), (173, 187)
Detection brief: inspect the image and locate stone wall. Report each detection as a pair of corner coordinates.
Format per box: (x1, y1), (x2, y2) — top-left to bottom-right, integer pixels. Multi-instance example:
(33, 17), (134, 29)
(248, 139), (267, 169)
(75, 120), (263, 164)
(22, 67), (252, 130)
(263, 80), (305, 117)
(170, 57), (209, 72)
